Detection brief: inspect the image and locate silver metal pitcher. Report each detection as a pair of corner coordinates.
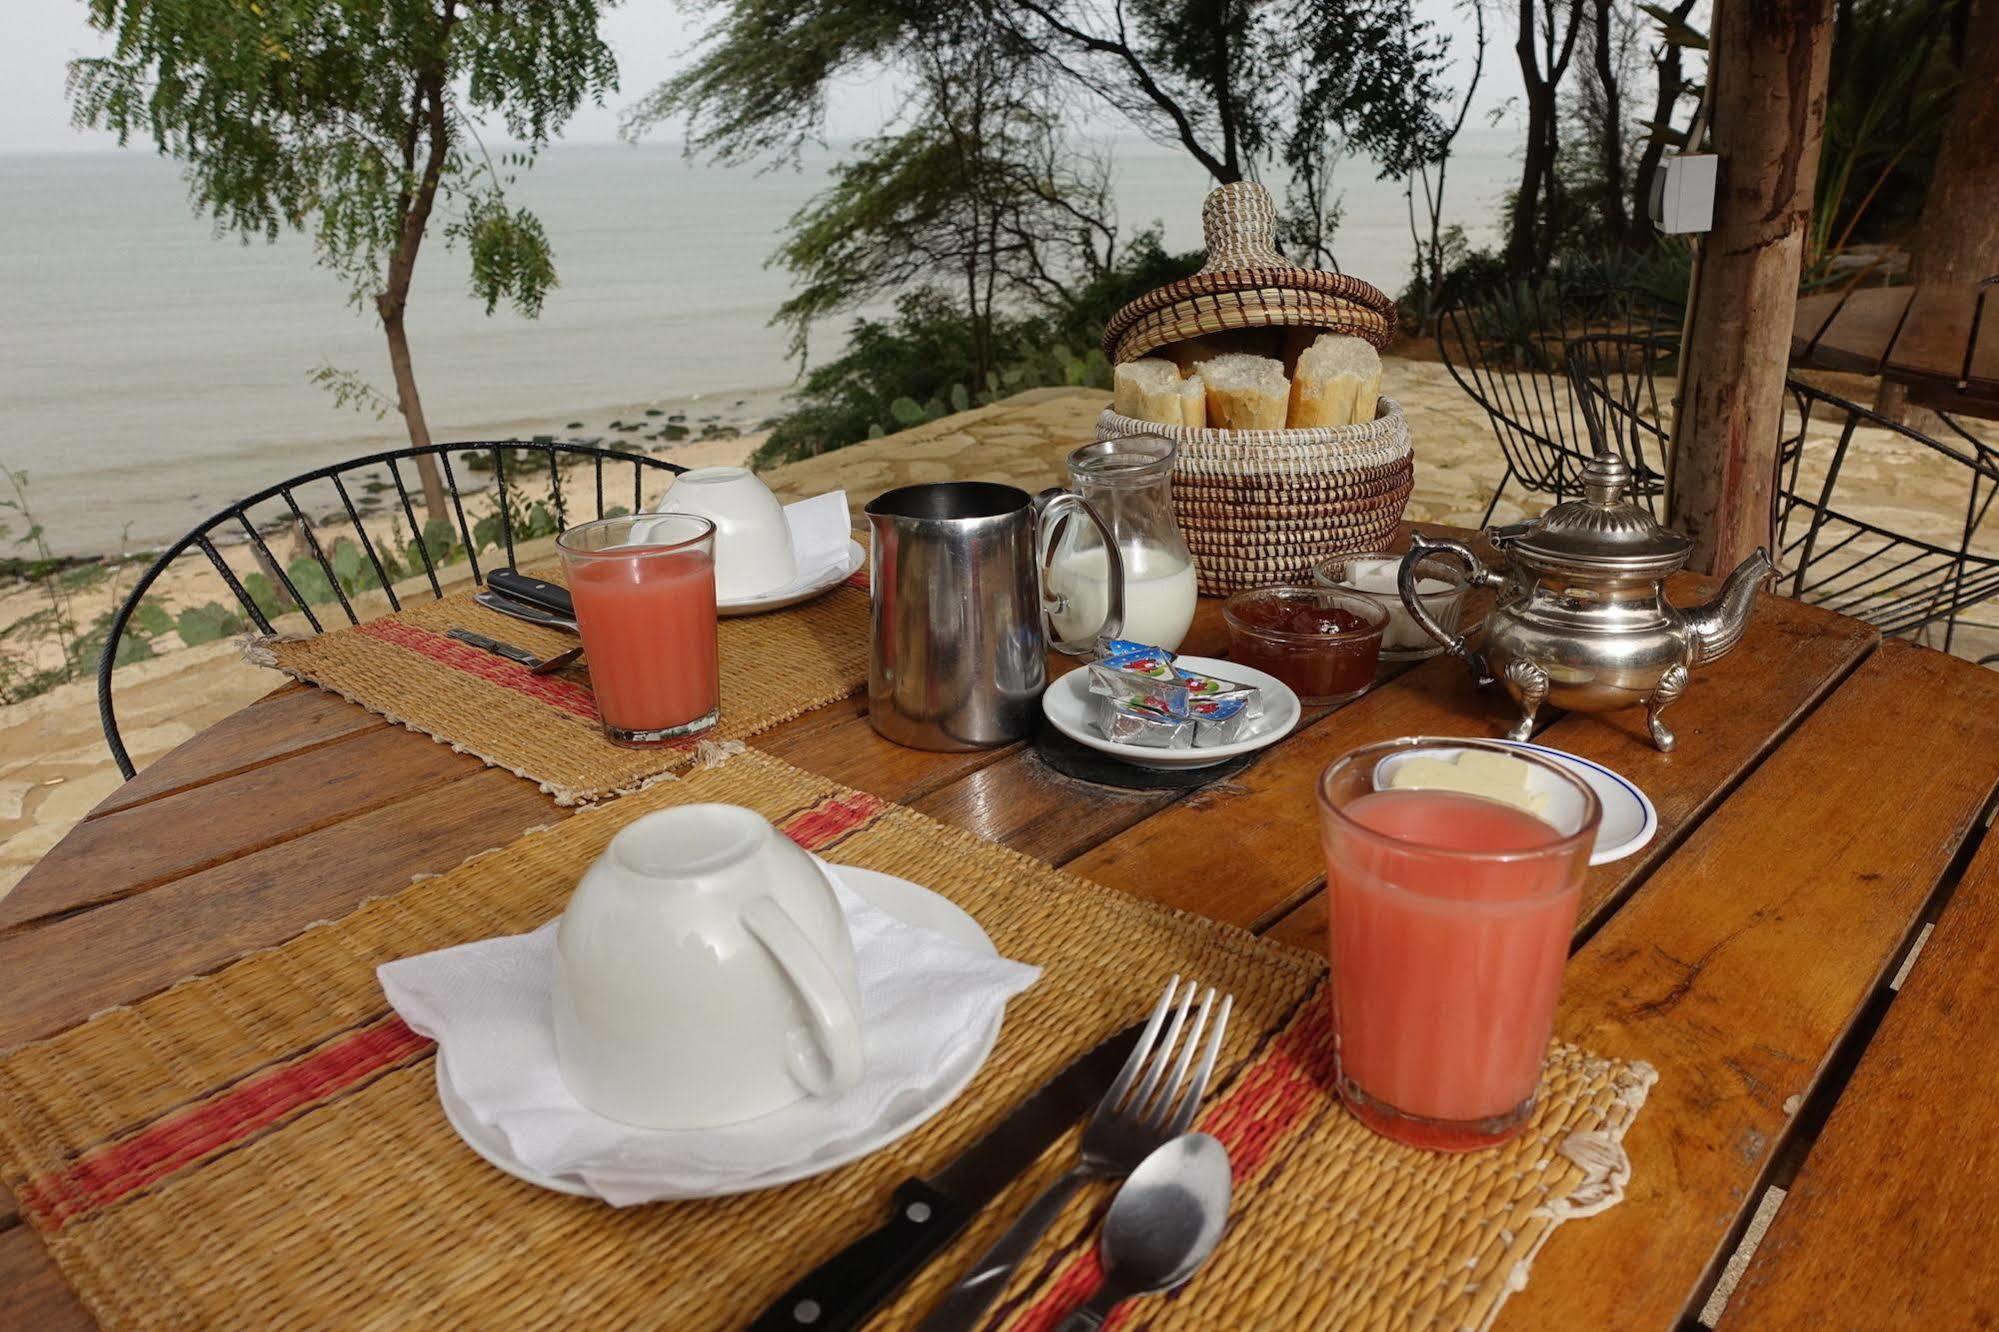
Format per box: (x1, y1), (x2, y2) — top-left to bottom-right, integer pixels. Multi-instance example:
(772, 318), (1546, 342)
(866, 482), (1123, 750)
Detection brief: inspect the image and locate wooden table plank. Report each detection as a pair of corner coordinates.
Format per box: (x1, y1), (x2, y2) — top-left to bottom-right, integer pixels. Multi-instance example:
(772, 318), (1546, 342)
(0, 1226), (91, 1330)
(1971, 285), (1999, 388)
(0, 767), (560, 1049)
(1795, 286), (1915, 375)
(1504, 641), (1999, 1328)
(1069, 656), (1492, 932)
(1890, 285), (1982, 388)
(1137, 589), (1873, 947)
(90, 684), (387, 819)
(0, 726), (495, 931)
(1715, 816), (1999, 1329)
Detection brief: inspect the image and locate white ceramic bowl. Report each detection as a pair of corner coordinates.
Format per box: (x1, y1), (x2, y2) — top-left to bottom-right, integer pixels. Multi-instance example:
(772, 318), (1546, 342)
(650, 466), (797, 600)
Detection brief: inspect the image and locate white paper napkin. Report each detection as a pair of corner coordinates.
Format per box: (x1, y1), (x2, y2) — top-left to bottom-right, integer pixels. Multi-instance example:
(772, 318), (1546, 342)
(762, 489), (854, 594)
(380, 864), (1037, 1205)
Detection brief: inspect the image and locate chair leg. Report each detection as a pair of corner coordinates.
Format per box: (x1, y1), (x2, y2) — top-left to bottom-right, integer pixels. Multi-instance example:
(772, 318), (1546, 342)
(1480, 467), (1514, 528)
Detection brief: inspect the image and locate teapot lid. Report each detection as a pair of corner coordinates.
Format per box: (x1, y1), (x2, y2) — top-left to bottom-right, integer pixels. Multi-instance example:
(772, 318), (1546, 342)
(1502, 453), (1691, 577)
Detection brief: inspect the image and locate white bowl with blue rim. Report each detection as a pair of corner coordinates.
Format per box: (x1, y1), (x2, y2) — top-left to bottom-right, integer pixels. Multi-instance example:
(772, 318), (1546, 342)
(1373, 739), (1657, 866)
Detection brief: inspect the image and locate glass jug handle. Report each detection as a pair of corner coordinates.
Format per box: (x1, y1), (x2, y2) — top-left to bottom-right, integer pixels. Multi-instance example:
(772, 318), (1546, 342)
(1033, 490), (1124, 656)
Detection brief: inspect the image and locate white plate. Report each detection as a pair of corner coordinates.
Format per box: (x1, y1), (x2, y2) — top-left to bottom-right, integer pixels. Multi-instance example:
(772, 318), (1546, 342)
(1041, 655), (1302, 770)
(1373, 740), (1658, 866)
(436, 864), (998, 1201)
(718, 540), (865, 616)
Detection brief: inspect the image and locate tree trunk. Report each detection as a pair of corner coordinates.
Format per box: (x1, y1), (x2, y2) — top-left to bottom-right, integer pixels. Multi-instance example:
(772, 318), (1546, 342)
(1667, 0), (1835, 575)
(1878, 0), (1999, 417)
(382, 308), (447, 517)
(1592, 0), (1631, 245)
(1507, 0), (1552, 276)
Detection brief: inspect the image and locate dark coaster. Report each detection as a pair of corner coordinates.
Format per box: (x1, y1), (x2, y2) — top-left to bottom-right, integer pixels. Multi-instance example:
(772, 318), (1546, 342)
(1030, 710), (1259, 790)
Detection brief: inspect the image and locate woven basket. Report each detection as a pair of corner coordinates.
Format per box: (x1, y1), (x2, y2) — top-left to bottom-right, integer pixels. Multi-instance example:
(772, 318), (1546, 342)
(1098, 396), (1414, 595)
(1101, 182), (1411, 593)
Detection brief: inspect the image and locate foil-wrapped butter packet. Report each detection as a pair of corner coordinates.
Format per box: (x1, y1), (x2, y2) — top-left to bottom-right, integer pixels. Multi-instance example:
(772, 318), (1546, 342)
(1190, 694), (1253, 745)
(1091, 694), (1195, 748)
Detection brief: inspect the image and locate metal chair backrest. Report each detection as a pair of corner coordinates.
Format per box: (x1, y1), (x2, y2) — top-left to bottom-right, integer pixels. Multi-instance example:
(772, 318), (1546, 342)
(1775, 382), (1999, 651)
(98, 440), (687, 778)
(1435, 278), (1677, 522)
(1564, 331), (1680, 514)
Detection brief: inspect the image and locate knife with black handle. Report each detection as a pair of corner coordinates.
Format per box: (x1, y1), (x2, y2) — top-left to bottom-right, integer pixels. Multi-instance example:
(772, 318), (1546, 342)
(746, 1024), (1139, 1332)
(486, 568), (575, 618)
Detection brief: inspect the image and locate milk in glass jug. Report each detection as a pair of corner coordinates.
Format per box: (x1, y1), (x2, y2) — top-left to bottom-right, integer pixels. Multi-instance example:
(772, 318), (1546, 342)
(1044, 435), (1198, 651)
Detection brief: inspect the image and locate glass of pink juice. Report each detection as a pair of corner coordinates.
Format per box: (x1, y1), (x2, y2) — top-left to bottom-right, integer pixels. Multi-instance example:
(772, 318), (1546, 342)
(556, 514), (720, 746)
(1317, 739), (1600, 1151)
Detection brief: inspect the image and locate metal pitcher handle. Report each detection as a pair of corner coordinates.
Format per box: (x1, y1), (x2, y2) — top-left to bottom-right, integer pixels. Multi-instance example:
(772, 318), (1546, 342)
(1034, 490), (1125, 656)
(1400, 534), (1496, 682)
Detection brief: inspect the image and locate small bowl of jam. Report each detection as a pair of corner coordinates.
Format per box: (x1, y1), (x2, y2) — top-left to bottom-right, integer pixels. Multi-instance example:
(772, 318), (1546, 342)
(1222, 586), (1388, 704)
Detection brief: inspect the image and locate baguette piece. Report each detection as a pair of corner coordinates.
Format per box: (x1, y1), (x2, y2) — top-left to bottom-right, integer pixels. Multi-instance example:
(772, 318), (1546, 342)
(1112, 358), (1186, 427)
(1288, 333), (1382, 429)
(1201, 353), (1290, 431)
(1179, 373), (1207, 429)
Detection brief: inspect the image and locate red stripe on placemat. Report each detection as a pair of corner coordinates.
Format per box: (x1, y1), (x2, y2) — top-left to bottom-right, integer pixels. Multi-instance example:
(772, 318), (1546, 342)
(843, 568), (872, 591)
(779, 791), (890, 852)
(1009, 991), (1339, 1330)
(18, 1015), (433, 1232)
(356, 619), (600, 721)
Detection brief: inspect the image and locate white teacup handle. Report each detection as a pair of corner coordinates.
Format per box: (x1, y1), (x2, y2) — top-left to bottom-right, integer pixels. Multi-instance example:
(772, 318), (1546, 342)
(740, 896), (865, 1098)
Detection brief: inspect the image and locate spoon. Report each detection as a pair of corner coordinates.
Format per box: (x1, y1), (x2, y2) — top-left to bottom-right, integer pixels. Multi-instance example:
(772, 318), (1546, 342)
(1056, 1133), (1232, 1331)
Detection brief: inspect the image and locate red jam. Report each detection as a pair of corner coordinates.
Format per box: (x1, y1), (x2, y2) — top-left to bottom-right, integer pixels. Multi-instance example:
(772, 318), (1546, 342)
(1223, 588), (1385, 703)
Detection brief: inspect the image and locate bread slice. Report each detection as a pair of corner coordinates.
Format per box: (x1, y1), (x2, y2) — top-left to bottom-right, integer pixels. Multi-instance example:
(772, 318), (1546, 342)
(1201, 353), (1289, 431)
(1112, 358), (1186, 427)
(1288, 334), (1382, 429)
(1179, 373), (1206, 429)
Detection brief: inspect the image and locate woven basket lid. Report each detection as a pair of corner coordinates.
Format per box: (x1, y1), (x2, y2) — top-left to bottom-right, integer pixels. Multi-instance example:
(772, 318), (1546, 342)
(1103, 181), (1397, 362)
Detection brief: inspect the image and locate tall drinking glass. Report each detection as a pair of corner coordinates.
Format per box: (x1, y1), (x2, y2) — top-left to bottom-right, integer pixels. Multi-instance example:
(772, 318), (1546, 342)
(1316, 738), (1600, 1151)
(556, 514), (719, 746)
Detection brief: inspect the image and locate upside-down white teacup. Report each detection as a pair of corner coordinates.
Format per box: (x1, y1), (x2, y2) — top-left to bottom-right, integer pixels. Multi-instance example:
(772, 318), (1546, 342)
(551, 804), (864, 1130)
(648, 466), (797, 600)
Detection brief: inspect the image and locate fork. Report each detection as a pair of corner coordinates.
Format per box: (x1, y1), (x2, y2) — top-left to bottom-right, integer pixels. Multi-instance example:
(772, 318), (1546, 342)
(918, 976), (1234, 1331)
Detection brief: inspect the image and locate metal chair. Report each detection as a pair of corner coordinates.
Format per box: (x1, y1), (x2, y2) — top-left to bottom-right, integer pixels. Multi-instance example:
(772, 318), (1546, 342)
(1436, 279), (1677, 524)
(1775, 381), (1999, 651)
(97, 440), (686, 778)
(1563, 331), (1679, 514)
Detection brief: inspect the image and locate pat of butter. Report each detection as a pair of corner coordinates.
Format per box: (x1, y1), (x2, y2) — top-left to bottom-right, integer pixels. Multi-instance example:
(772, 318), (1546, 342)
(1388, 750), (1551, 817)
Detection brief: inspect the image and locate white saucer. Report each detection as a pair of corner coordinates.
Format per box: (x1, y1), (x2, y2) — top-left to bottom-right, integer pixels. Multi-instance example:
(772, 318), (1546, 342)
(1041, 655), (1302, 770)
(435, 863), (998, 1201)
(718, 540), (866, 616)
(1373, 740), (1658, 866)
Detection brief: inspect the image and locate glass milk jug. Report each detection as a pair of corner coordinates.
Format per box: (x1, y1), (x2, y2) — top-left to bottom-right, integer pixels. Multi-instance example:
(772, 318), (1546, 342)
(1044, 435), (1198, 651)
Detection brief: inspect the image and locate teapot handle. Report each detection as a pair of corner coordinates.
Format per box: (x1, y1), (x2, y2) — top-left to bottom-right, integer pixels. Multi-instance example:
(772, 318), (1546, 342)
(742, 896), (865, 1098)
(1400, 535), (1499, 684)
(1034, 490), (1125, 656)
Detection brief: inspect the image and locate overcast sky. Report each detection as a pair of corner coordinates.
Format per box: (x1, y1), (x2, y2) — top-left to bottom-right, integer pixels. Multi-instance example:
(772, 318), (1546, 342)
(4, 0), (1519, 154)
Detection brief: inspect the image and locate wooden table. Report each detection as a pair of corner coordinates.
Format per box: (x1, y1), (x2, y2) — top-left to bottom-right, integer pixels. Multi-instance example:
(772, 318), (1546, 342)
(5, 529), (1999, 1328)
(1792, 281), (1999, 417)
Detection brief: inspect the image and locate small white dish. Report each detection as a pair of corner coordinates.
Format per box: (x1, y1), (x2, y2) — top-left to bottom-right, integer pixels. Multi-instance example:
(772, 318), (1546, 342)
(1373, 740), (1658, 866)
(718, 539), (865, 616)
(436, 864), (1000, 1201)
(1041, 655), (1302, 770)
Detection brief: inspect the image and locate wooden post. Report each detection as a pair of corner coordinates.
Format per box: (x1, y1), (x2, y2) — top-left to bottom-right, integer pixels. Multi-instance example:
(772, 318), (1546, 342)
(1667, 0), (1835, 574)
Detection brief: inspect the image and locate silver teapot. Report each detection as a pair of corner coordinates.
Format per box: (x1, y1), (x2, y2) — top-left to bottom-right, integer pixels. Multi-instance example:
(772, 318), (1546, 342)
(1397, 452), (1772, 751)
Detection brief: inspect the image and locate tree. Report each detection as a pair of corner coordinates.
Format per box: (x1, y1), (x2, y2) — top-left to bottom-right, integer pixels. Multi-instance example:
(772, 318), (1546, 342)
(636, 0), (1448, 252)
(1404, 0), (1489, 327)
(767, 23), (1118, 396)
(1505, 0), (1586, 276)
(70, 0), (618, 516)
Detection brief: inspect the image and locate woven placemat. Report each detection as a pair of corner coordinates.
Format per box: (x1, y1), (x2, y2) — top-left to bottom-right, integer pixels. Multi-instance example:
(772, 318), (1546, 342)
(257, 572), (869, 804)
(0, 750), (1653, 1330)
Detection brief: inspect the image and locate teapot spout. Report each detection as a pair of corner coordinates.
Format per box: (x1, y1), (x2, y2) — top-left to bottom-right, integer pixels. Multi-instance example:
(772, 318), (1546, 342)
(1685, 548), (1773, 666)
